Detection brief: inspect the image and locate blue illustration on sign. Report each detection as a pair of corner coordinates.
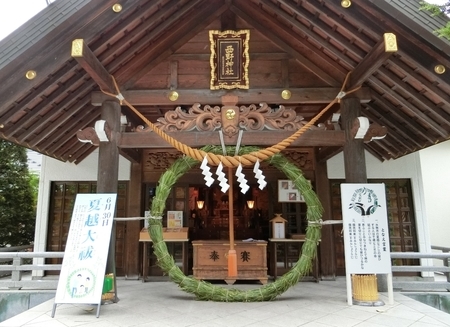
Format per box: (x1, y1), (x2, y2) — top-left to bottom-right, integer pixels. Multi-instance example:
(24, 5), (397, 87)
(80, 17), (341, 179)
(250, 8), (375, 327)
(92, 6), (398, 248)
(66, 268), (96, 298)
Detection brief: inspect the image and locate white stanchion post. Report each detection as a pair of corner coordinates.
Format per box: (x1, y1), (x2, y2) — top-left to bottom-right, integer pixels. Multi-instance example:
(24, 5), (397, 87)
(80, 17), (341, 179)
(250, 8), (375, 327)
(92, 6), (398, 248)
(387, 273), (394, 305)
(346, 273), (353, 305)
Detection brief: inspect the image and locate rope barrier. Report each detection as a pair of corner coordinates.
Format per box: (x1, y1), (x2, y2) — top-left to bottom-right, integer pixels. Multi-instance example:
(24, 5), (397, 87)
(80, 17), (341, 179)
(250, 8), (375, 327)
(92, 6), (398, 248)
(307, 219), (343, 226)
(112, 216), (162, 221)
(101, 72), (361, 167)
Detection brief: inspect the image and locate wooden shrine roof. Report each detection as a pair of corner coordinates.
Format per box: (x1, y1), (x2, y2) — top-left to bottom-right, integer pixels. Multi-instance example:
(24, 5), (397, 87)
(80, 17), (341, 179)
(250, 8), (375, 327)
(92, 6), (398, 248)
(0, 0), (450, 164)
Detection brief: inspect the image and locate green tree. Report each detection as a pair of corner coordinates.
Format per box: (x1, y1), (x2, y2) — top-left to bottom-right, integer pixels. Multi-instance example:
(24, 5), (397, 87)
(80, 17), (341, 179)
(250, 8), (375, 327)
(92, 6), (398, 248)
(29, 173), (39, 210)
(420, 1), (450, 39)
(0, 140), (36, 247)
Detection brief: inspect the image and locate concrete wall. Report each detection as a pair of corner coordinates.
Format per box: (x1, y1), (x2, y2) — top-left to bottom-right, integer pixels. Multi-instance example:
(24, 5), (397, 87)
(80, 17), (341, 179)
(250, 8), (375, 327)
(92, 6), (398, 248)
(416, 140), (450, 249)
(0, 292), (55, 323)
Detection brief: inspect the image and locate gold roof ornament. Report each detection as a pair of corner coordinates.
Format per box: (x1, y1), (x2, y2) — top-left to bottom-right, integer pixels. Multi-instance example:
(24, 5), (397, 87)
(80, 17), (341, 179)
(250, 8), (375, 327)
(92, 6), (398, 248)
(384, 33), (398, 52)
(225, 109), (236, 120)
(112, 4), (122, 12)
(434, 64), (446, 75)
(281, 89), (291, 100)
(341, 0), (351, 8)
(168, 91), (179, 101)
(25, 70), (37, 80)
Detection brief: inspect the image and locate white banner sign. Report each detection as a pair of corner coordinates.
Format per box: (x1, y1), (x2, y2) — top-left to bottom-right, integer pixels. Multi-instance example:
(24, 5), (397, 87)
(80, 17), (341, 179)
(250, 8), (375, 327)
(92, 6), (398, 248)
(341, 184), (391, 274)
(55, 193), (117, 304)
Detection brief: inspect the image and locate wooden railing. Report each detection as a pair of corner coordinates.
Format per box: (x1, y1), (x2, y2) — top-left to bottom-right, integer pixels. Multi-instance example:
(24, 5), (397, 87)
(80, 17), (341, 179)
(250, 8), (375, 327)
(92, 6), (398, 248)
(0, 249), (63, 290)
(391, 246), (450, 291)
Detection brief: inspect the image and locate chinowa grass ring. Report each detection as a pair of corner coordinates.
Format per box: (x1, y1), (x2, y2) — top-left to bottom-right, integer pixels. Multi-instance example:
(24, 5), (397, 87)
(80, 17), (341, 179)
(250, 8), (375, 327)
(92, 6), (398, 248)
(147, 145), (323, 301)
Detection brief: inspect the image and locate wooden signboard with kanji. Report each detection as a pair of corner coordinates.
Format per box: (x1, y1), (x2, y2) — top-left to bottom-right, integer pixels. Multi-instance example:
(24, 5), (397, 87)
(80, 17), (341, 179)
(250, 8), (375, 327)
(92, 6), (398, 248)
(209, 29), (250, 90)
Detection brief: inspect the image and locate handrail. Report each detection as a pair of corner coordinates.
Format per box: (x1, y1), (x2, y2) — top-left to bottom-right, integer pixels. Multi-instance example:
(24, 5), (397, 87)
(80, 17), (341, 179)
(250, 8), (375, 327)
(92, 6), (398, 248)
(390, 248), (450, 291)
(0, 245), (33, 252)
(2, 246), (450, 291)
(431, 245), (450, 252)
(0, 251), (64, 290)
(391, 252), (450, 259)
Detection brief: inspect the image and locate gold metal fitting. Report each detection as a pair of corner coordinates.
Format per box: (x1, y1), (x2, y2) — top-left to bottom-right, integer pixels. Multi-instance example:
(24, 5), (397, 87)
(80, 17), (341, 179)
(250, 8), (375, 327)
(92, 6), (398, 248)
(341, 0), (351, 8)
(25, 70), (37, 80)
(112, 4), (122, 12)
(225, 109), (236, 120)
(434, 64), (446, 75)
(168, 91), (179, 101)
(384, 33), (398, 52)
(0, 124), (4, 129)
(281, 89), (291, 100)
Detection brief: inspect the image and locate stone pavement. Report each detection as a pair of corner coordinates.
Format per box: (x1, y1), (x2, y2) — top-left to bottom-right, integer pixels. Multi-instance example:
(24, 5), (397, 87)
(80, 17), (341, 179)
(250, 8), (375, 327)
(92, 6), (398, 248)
(1, 277), (449, 327)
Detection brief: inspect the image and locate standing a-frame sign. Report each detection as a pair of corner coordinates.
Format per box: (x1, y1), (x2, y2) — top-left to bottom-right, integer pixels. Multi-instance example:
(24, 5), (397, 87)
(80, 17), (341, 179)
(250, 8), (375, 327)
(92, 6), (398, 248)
(340, 184), (393, 306)
(52, 193), (117, 318)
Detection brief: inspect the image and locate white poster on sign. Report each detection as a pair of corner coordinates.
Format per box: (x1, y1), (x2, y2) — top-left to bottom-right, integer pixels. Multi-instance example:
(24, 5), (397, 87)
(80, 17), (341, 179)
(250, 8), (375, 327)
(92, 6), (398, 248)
(341, 184), (391, 274)
(54, 193), (117, 305)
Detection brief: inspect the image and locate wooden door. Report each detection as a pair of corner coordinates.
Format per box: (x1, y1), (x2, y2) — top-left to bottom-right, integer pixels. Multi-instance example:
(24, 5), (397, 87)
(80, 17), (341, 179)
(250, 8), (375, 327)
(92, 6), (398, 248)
(381, 179), (419, 270)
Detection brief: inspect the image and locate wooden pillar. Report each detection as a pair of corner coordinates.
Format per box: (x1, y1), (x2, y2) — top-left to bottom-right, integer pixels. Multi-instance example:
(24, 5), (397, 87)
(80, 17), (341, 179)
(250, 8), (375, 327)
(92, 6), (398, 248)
(315, 156), (336, 280)
(98, 100), (121, 192)
(97, 100), (121, 292)
(341, 96), (367, 183)
(125, 161), (142, 279)
(341, 97), (387, 293)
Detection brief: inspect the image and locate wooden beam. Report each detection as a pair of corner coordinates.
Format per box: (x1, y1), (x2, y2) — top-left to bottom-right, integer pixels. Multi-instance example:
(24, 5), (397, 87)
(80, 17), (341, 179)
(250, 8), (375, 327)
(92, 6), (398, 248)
(169, 52), (291, 61)
(347, 34), (397, 90)
(230, 2), (341, 87)
(118, 130), (345, 149)
(92, 87), (372, 106)
(5, 70), (89, 138)
(0, 0), (120, 114)
(169, 61), (178, 89)
(221, 8), (236, 30)
(119, 148), (141, 164)
(120, 0), (225, 88)
(260, 0), (356, 71)
(71, 39), (116, 94)
(316, 146), (343, 163)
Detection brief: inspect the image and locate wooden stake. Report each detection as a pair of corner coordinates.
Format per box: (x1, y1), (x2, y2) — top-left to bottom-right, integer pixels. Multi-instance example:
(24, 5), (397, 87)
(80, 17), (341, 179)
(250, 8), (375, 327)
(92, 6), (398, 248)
(227, 166), (237, 277)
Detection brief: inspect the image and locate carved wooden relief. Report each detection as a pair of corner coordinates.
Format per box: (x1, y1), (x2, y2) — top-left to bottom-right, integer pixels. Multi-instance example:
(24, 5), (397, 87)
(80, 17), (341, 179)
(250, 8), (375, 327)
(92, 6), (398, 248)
(153, 103), (222, 132)
(137, 103), (321, 137)
(76, 127), (100, 146)
(142, 148), (313, 172)
(282, 149), (315, 171)
(143, 150), (183, 171)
